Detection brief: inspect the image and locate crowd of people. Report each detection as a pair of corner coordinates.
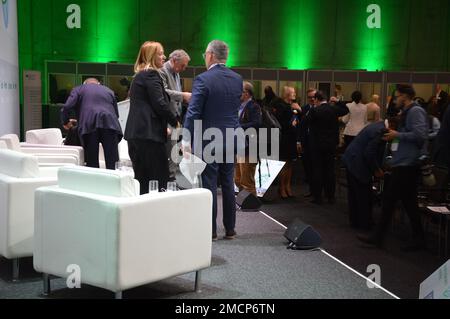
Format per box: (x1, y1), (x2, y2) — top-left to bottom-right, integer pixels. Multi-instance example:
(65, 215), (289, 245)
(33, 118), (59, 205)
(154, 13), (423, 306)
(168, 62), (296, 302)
(60, 39), (450, 247)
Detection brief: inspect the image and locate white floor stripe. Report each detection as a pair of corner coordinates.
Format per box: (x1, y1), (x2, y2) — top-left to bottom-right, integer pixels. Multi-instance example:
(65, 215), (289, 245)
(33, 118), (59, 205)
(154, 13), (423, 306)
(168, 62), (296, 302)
(257, 210), (401, 300)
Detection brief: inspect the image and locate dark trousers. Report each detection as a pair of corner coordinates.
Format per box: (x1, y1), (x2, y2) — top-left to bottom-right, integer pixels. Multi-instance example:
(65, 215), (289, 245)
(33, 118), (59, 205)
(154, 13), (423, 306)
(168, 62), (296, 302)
(301, 147), (313, 191)
(82, 128), (119, 170)
(374, 166), (425, 243)
(202, 162), (236, 235)
(311, 148), (336, 201)
(346, 170), (374, 230)
(128, 139), (169, 195)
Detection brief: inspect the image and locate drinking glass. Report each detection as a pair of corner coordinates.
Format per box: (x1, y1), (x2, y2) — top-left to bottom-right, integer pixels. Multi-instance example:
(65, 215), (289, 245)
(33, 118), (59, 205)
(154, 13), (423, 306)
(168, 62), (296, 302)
(149, 180), (159, 193)
(166, 182), (178, 192)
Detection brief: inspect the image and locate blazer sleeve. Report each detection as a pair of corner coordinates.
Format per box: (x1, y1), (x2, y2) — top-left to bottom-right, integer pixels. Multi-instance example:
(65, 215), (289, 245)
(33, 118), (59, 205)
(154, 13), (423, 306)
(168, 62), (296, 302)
(160, 69), (183, 103)
(183, 75), (208, 142)
(60, 86), (80, 125)
(144, 71), (177, 127)
(241, 102), (262, 130)
(334, 101), (350, 117)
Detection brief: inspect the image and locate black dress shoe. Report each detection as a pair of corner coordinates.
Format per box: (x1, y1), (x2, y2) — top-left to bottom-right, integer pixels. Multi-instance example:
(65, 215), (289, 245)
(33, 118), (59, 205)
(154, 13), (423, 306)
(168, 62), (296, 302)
(212, 233), (218, 241)
(400, 240), (426, 252)
(304, 192), (312, 198)
(310, 199), (323, 205)
(357, 234), (383, 248)
(224, 230), (236, 240)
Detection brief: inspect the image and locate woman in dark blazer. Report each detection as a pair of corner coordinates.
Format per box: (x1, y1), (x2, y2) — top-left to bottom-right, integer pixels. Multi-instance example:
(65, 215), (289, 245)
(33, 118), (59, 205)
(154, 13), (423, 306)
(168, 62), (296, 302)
(125, 41), (178, 194)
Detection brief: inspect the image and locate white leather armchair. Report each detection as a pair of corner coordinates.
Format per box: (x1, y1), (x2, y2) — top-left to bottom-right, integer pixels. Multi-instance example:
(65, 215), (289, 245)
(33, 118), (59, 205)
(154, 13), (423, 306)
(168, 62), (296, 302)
(25, 128), (64, 145)
(0, 134), (84, 166)
(33, 166), (212, 298)
(0, 149), (58, 280)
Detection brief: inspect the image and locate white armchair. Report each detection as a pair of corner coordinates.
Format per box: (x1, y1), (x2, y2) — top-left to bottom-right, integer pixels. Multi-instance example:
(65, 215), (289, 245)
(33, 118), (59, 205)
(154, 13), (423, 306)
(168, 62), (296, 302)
(0, 149), (58, 280)
(25, 128), (64, 145)
(33, 166), (212, 298)
(0, 134), (84, 166)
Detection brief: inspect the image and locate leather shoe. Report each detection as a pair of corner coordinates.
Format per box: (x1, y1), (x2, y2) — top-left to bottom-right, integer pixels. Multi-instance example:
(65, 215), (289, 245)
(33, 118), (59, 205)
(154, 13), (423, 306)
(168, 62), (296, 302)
(212, 233), (218, 241)
(357, 234), (383, 248)
(224, 230), (236, 240)
(304, 192), (312, 198)
(310, 199), (323, 205)
(400, 240), (426, 252)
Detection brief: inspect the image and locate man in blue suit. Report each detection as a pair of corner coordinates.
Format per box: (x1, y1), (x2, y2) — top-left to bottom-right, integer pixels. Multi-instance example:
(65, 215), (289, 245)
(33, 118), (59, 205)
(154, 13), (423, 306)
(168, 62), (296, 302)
(61, 78), (122, 169)
(183, 40), (243, 241)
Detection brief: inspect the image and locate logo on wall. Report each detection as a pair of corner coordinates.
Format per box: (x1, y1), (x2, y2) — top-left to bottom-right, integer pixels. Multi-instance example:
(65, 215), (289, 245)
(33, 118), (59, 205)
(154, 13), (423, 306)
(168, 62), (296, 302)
(1, 0), (8, 29)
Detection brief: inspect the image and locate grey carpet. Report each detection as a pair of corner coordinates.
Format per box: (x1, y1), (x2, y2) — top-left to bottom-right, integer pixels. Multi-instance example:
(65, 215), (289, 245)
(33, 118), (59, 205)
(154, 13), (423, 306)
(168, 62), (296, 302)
(260, 180), (448, 300)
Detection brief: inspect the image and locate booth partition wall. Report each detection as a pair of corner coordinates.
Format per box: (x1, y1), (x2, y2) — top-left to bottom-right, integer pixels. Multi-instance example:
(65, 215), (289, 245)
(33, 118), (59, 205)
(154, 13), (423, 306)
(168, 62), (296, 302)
(44, 60), (450, 128)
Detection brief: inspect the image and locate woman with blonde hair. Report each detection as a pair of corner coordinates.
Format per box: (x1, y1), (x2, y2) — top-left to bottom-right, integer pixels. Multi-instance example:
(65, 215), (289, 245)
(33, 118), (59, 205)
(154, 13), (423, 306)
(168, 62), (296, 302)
(125, 41), (178, 194)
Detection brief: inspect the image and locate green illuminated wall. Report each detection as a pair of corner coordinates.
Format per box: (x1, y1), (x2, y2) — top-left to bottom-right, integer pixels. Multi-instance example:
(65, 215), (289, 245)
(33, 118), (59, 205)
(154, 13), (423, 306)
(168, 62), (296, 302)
(18, 0), (450, 73)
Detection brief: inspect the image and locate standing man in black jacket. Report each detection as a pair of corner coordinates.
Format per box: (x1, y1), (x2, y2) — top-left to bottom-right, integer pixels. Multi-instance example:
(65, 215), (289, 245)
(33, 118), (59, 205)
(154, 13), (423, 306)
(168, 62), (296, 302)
(299, 88), (317, 197)
(306, 91), (349, 204)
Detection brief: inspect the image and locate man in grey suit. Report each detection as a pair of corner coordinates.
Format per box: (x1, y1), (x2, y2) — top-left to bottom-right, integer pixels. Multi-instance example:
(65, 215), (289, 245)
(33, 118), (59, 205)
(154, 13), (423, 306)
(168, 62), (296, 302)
(160, 50), (192, 181)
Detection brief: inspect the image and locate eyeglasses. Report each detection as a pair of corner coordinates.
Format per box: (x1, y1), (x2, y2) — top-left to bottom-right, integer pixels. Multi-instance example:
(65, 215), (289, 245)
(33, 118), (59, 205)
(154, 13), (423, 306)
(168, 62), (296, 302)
(202, 51), (210, 60)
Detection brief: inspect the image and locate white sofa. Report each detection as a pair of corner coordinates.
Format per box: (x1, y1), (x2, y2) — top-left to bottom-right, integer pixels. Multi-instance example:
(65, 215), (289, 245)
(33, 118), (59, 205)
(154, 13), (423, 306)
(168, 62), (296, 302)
(33, 166), (212, 298)
(0, 134), (84, 166)
(0, 149), (58, 280)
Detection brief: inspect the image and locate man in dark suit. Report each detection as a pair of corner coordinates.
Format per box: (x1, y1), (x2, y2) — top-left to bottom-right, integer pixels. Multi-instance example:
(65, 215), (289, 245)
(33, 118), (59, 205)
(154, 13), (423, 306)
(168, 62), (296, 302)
(299, 88), (317, 197)
(306, 91), (349, 204)
(342, 119), (392, 230)
(235, 81), (262, 195)
(183, 40), (243, 240)
(61, 78), (122, 169)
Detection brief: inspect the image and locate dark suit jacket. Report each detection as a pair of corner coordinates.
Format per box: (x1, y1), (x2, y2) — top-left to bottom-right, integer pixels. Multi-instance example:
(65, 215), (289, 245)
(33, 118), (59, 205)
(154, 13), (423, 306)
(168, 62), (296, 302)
(61, 83), (122, 137)
(342, 121), (387, 184)
(183, 64), (243, 151)
(299, 104), (313, 148)
(239, 99), (262, 130)
(124, 70), (177, 143)
(306, 102), (349, 152)
(434, 105), (450, 169)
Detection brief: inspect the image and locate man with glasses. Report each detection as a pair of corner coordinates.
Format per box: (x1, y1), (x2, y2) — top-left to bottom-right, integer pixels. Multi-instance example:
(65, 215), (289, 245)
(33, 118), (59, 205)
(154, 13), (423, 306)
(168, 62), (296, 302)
(358, 84), (428, 251)
(299, 88), (317, 197)
(183, 40), (243, 241)
(235, 81), (262, 196)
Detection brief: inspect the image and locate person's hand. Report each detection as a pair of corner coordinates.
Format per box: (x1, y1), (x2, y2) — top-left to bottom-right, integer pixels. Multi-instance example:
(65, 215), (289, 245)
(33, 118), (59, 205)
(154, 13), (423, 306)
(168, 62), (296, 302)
(291, 103), (301, 111)
(181, 143), (192, 159)
(167, 127), (172, 137)
(182, 92), (192, 103)
(63, 119), (77, 130)
(382, 129), (398, 141)
(374, 169), (385, 179)
(296, 143), (302, 155)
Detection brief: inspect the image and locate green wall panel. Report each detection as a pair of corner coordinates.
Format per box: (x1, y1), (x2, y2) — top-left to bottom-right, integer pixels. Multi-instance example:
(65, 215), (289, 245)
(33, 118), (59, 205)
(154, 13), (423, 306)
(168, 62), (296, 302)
(18, 0), (450, 75)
